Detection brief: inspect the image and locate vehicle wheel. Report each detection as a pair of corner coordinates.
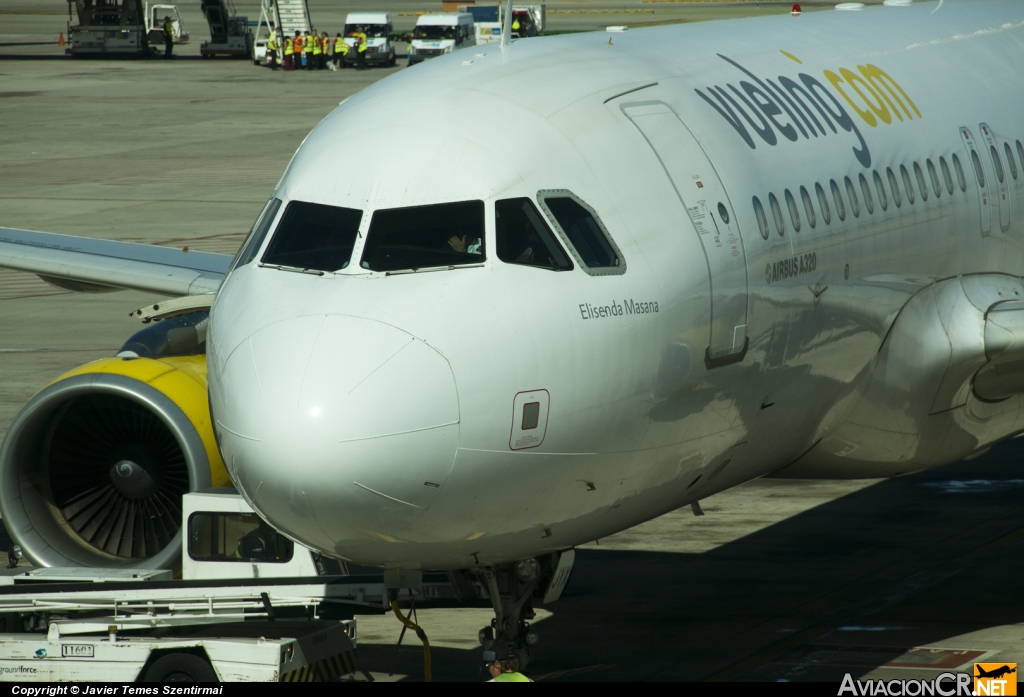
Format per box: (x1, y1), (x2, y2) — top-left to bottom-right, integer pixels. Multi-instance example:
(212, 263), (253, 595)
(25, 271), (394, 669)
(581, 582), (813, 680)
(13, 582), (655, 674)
(143, 653), (217, 682)
(388, 53), (396, 67)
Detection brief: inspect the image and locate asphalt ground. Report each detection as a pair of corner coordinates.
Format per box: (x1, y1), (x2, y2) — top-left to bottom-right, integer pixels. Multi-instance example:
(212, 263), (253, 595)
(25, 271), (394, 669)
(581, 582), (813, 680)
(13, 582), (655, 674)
(2, 0), (1022, 685)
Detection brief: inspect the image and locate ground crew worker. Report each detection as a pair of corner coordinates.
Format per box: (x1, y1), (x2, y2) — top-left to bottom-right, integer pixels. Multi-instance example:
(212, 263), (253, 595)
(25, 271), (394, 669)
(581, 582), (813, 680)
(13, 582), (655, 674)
(283, 33), (294, 70)
(162, 15), (174, 58)
(512, 17), (520, 37)
(321, 32), (330, 69)
(293, 31), (303, 68)
(303, 30), (314, 69)
(311, 27), (322, 69)
(485, 648), (532, 682)
(355, 31), (368, 70)
(266, 25), (279, 70)
(333, 32), (347, 69)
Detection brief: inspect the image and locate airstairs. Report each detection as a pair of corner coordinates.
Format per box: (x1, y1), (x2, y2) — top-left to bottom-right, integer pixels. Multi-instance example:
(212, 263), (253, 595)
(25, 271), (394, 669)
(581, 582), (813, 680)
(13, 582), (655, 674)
(254, 0), (311, 64)
(269, 0), (312, 36)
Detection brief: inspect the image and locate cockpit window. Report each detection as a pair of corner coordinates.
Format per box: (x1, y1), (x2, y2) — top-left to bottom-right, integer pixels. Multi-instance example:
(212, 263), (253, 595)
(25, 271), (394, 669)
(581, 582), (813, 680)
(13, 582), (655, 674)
(360, 200), (485, 272)
(261, 201), (362, 272)
(538, 191), (625, 276)
(496, 198), (573, 271)
(230, 198), (282, 273)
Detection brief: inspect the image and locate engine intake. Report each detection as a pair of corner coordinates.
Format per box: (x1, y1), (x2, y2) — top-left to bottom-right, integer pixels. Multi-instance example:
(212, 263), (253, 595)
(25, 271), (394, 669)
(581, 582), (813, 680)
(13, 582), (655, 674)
(0, 351), (225, 569)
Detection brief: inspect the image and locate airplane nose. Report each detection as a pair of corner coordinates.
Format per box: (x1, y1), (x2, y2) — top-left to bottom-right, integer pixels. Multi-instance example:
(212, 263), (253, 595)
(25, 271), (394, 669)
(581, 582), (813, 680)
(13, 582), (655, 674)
(216, 314), (460, 556)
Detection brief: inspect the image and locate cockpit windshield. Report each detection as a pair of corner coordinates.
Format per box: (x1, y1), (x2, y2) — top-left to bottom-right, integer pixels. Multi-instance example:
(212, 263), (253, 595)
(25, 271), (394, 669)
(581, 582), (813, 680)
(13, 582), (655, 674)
(413, 25), (455, 40)
(261, 200), (362, 273)
(345, 23), (388, 38)
(360, 200), (485, 272)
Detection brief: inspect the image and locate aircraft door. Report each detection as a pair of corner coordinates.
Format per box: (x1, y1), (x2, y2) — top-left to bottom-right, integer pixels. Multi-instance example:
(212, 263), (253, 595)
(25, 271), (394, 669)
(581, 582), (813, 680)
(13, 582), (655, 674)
(979, 123), (1011, 232)
(623, 102), (748, 365)
(960, 127), (993, 236)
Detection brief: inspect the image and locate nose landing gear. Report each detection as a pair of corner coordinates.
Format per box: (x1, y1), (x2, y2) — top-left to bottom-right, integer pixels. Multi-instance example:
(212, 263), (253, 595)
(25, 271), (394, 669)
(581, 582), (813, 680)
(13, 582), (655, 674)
(473, 550), (574, 671)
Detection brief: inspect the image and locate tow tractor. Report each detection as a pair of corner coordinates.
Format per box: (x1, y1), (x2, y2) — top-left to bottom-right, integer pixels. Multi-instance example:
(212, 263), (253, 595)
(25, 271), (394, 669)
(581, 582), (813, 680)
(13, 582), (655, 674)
(0, 489), (456, 681)
(144, 3), (190, 46)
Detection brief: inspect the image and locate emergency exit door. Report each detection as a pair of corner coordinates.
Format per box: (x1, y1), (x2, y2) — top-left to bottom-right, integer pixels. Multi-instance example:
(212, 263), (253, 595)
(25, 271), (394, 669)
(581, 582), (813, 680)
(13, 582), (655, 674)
(979, 123), (1011, 233)
(960, 127), (992, 236)
(623, 101), (748, 366)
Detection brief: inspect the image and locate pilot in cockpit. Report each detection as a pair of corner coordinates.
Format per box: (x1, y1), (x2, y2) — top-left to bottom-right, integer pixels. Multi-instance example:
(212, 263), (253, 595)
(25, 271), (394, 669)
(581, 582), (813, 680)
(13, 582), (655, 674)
(446, 228), (483, 255)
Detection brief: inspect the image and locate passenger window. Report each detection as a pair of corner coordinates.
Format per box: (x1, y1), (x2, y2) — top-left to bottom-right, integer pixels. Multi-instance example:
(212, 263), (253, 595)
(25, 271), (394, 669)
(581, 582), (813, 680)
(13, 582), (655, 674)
(887, 167), (903, 208)
(784, 189), (801, 232)
(859, 173), (874, 214)
(939, 157), (954, 195)
(953, 154), (967, 192)
(188, 512), (294, 563)
(830, 179), (846, 221)
(262, 200), (361, 272)
(495, 198), (573, 271)
(768, 192), (785, 236)
(800, 186), (816, 228)
(540, 193), (623, 273)
(913, 162), (928, 202)
(360, 200), (484, 272)
(873, 170), (888, 211)
(753, 196), (769, 240)
(815, 182), (831, 224)
(1005, 143), (1018, 180)
(989, 145), (1005, 184)
(900, 165), (916, 204)
(232, 198), (282, 272)
(844, 176), (860, 218)
(969, 149), (986, 188)
(926, 159), (941, 197)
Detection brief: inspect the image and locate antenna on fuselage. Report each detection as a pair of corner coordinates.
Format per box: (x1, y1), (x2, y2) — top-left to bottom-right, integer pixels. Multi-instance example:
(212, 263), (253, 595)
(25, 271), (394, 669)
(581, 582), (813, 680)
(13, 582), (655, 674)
(500, 0), (513, 48)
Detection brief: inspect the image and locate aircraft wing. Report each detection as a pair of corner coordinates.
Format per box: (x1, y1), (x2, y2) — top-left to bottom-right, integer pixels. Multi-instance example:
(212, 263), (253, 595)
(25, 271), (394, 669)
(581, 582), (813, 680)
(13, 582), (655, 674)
(0, 227), (232, 297)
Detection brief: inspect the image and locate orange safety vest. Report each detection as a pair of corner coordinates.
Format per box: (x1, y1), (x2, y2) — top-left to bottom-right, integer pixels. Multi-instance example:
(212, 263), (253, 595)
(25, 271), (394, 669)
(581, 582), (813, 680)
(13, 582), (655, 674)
(293, 35), (303, 53)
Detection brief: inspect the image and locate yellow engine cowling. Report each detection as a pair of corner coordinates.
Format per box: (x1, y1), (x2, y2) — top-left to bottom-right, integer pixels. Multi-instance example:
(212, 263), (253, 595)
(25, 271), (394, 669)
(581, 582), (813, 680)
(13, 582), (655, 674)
(0, 354), (229, 569)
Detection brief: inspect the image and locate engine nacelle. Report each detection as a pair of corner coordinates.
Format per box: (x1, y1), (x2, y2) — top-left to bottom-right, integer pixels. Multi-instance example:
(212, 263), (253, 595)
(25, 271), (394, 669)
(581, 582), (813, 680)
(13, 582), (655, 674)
(0, 353), (228, 569)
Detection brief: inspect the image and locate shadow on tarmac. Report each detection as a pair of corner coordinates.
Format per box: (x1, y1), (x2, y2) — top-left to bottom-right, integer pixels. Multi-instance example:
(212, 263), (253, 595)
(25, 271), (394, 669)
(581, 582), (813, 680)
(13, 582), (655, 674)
(360, 439), (1024, 681)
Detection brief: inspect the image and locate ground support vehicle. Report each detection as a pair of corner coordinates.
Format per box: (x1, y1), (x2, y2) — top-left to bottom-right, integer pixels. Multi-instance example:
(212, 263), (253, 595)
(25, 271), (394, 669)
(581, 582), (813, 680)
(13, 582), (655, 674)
(464, 3), (545, 45)
(342, 12), (396, 68)
(65, 0), (152, 57)
(0, 491), (453, 681)
(144, 4), (189, 46)
(200, 0), (253, 58)
(408, 13), (475, 65)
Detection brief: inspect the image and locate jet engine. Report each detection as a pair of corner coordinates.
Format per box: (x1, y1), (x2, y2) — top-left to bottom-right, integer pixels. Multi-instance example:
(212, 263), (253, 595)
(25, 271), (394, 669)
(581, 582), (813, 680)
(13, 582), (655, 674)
(0, 312), (229, 569)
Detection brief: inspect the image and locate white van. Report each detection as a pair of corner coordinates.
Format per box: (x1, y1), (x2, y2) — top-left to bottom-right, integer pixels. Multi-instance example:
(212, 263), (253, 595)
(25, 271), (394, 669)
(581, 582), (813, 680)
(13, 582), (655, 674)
(343, 11), (396, 67)
(408, 13), (475, 65)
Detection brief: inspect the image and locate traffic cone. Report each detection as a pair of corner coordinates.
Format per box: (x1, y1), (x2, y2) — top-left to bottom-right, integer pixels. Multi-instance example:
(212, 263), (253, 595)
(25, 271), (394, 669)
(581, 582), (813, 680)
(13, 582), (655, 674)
(58, 32), (65, 46)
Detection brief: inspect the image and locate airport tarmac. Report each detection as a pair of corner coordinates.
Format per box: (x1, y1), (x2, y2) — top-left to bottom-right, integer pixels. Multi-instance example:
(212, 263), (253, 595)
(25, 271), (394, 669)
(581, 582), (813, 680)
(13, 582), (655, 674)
(1, 0), (1022, 684)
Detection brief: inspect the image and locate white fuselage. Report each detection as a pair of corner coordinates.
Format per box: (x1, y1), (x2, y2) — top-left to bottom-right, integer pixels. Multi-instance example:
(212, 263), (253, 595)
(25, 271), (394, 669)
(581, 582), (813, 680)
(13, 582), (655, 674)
(208, 0), (1024, 569)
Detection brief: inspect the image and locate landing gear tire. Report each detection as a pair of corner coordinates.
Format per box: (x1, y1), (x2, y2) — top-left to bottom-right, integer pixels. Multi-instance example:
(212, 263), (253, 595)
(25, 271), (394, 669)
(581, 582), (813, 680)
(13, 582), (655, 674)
(143, 652), (217, 682)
